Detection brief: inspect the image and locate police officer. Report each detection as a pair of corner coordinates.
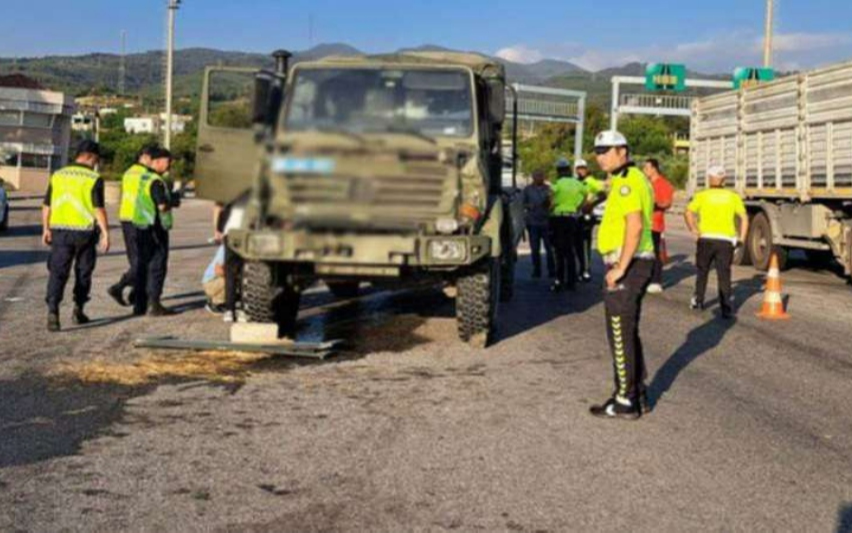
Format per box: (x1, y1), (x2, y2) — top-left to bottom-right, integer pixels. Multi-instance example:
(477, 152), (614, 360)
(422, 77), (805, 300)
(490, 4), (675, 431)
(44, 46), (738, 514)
(549, 158), (588, 292)
(685, 165), (749, 318)
(133, 147), (177, 316)
(108, 144), (158, 307)
(589, 131), (655, 420)
(575, 159), (606, 282)
(42, 140), (110, 332)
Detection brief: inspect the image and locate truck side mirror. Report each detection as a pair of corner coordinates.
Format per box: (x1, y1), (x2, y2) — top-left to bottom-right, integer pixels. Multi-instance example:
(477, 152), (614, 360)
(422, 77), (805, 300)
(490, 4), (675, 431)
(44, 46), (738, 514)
(252, 71), (275, 126)
(487, 80), (506, 125)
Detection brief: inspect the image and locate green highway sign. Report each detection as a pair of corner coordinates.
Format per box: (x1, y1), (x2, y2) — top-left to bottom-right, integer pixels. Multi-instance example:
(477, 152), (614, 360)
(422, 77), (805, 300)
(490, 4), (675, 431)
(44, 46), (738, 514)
(733, 67), (775, 89)
(645, 63), (687, 92)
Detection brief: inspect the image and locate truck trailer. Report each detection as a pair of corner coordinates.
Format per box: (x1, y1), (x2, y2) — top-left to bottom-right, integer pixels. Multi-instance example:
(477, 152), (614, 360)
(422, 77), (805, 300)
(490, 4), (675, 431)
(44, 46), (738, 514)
(689, 60), (852, 276)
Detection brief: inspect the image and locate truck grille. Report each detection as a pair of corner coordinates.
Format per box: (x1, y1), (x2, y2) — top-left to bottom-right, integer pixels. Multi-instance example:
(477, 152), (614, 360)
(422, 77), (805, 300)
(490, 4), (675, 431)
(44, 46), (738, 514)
(284, 170), (454, 219)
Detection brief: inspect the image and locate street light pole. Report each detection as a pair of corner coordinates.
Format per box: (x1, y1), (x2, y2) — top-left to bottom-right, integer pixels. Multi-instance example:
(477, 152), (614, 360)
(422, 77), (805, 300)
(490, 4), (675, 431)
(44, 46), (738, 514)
(763, 0), (774, 68)
(164, 0), (180, 150)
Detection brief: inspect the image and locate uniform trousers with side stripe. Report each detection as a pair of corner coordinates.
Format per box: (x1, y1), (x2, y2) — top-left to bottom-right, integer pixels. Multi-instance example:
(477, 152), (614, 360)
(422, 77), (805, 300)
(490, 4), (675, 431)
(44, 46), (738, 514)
(603, 258), (653, 401)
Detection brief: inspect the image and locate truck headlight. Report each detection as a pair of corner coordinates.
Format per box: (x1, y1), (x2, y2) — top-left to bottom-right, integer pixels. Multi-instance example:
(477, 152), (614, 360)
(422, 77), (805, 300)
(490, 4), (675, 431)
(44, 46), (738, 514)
(249, 234), (282, 255)
(429, 240), (467, 262)
(436, 218), (460, 234)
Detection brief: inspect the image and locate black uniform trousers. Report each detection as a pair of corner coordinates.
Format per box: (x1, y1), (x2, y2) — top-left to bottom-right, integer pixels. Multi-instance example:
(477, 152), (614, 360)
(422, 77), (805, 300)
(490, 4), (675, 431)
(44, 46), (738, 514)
(651, 231), (664, 285)
(224, 237), (243, 313)
(549, 215), (583, 288)
(132, 225), (169, 313)
(116, 221), (139, 290)
(694, 239), (734, 313)
(46, 229), (98, 313)
(579, 215), (595, 276)
(604, 258), (653, 401)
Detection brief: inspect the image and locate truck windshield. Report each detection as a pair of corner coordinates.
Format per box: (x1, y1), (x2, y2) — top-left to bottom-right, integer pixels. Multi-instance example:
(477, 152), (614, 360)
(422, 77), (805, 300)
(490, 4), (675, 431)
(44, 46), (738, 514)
(285, 68), (473, 138)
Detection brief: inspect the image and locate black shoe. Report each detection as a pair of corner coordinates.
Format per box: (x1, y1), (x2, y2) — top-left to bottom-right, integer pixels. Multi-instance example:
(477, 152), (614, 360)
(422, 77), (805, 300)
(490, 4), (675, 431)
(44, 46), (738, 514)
(72, 306), (90, 325)
(690, 297), (705, 311)
(589, 397), (641, 420)
(107, 284), (127, 307)
(581, 272), (592, 282)
(550, 281), (563, 293)
(47, 312), (60, 332)
(205, 302), (226, 315)
(148, 301), (176, 317)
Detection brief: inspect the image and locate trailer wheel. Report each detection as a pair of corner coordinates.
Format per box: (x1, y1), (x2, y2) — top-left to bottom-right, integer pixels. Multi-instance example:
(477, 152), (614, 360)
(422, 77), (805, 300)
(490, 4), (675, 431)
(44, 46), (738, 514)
(456, 258), (500, 349)
(749, 213), (787, 271)
(243, 261), (301, 338)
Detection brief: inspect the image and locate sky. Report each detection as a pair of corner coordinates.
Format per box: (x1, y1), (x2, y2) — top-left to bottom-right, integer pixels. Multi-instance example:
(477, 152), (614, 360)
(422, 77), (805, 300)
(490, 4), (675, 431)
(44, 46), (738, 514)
(2, 0), (851, 73)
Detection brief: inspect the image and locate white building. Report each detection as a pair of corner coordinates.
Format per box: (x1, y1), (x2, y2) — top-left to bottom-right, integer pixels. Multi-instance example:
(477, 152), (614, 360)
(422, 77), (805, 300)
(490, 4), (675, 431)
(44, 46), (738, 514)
(0, 85), (74, 192)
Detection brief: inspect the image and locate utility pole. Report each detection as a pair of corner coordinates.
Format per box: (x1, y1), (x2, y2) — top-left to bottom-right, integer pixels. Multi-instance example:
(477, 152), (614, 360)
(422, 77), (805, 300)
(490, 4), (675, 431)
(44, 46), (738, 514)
(764, 0), (774, 68)
(164, 0), (181, 150)
(118, 30), (127, 96)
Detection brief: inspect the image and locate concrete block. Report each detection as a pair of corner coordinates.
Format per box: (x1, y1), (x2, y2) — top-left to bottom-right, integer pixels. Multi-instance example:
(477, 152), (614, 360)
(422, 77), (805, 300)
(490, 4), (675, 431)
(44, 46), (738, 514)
(230, 323), (290, 345)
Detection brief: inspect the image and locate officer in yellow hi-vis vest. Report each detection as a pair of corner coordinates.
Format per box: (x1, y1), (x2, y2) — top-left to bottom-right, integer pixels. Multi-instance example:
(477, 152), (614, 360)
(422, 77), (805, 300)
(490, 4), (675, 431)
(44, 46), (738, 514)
(589, 131), (655, 420)
(131, 146), (177, 317)
(42, 140), (110, 332)
(107, 144), (159, 307)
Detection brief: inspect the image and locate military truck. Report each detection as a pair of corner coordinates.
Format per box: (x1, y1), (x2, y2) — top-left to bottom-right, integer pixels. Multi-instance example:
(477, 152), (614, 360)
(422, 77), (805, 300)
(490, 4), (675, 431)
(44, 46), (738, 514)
(195, 50), (524, 347)
(690, 59), (852, 276)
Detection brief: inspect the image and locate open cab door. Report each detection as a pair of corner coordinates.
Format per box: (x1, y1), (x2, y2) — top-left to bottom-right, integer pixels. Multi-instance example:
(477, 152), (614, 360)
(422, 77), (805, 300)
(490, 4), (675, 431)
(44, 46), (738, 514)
(196, 67), (260, 203)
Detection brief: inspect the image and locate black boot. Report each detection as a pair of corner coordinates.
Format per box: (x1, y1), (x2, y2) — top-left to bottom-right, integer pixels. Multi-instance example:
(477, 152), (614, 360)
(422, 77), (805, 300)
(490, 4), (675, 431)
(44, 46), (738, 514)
(47, 312), (60, 332)
(589, 397), (641, 420)
(107, 284), (127, 307)
(148, 301), (176, 317)
(72, 306), (90, 325)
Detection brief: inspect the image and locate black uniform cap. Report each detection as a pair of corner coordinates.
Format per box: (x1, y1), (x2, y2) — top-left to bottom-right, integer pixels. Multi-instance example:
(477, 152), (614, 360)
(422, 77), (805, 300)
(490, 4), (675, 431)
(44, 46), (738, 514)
(149, 146), (173, 161)
(75, 140), (101, 158)
(137, 143), (161, 160)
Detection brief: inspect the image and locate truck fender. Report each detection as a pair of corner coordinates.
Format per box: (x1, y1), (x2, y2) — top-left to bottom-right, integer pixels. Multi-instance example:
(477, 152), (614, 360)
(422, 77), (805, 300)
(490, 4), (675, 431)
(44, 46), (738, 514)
(746, 201), (784, 242)
(481, 199), (504, 258)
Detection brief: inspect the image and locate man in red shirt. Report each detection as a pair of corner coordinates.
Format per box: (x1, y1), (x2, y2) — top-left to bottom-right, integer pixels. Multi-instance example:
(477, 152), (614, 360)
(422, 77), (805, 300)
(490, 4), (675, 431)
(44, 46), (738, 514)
(643, 159), (675, 293)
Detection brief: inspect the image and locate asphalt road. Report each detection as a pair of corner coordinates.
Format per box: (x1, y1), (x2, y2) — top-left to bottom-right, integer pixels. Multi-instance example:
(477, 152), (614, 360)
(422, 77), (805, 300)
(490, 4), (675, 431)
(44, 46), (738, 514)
(1, 196), (851, 533)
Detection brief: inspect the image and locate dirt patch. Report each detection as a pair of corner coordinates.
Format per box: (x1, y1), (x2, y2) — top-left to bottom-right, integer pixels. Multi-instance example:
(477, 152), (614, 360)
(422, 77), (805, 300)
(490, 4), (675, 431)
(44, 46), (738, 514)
(52, 351), (272, 386)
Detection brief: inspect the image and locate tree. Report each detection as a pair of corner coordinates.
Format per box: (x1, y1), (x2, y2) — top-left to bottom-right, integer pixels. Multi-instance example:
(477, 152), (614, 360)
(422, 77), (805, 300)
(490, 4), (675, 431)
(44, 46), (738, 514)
(619, 115), (672, 156)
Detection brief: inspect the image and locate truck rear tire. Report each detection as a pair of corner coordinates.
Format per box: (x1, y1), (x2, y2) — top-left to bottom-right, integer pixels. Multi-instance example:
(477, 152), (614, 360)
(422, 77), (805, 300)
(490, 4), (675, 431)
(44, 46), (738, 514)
(733, 218), (752, 266)
(456, 258), (500, 349)
(243, 261), (301, 338)
(326, 281), (360, 299)
(748, 213), (787, 271)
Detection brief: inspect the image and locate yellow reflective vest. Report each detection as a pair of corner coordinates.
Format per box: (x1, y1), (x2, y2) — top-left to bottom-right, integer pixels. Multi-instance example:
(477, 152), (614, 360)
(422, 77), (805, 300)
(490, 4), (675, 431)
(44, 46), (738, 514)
(119, 164), (151, 222)
(133, 174), (173, 230)
(48, 165), (100, 231)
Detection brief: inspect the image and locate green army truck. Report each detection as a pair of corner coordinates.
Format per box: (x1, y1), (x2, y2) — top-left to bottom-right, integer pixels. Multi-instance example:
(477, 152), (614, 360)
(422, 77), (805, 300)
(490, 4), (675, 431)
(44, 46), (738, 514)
(195, 50), (524, 347)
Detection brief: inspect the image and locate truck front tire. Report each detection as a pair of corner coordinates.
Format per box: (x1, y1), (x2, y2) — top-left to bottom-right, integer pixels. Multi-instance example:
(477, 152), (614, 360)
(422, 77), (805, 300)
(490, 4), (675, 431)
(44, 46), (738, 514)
(243, 261), (301, 338)
(456, 258), (500, 349)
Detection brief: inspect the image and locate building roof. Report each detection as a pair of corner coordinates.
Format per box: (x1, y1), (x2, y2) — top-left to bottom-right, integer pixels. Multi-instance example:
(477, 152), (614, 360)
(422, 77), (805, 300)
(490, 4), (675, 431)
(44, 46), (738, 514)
(0, 74), (43, 90)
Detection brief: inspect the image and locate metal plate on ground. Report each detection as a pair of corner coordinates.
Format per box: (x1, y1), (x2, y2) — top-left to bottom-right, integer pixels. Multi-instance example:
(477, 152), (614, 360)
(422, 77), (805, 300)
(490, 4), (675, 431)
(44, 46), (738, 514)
(133, 336), (341, 360)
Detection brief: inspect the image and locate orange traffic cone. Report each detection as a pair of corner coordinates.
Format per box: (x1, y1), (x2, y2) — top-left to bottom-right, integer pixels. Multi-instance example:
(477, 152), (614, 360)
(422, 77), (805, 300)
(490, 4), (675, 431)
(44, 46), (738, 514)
(756, 252), (790, 320)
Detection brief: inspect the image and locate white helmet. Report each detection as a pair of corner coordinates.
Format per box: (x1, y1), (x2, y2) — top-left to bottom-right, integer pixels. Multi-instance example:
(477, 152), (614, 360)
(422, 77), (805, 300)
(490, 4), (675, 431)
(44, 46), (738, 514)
(707, 165), (727, 179)
(555, 157), (572, 169)
(574, 158), (589, 169)
(594, 130), (629, 149)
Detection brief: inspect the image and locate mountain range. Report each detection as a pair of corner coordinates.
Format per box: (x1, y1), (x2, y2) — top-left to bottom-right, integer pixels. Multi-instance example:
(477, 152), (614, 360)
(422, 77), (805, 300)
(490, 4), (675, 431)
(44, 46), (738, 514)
(0, 42), (726, 107)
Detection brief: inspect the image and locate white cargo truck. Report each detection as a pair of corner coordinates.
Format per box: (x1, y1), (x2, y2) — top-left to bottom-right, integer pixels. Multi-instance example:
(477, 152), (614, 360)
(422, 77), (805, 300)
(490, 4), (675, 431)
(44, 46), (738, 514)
(689, 60), (852, 275)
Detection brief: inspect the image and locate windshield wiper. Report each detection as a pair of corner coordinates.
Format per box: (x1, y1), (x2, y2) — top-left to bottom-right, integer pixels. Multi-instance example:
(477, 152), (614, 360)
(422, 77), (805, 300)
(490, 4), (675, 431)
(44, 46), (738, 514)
(380, 125), (437, 145)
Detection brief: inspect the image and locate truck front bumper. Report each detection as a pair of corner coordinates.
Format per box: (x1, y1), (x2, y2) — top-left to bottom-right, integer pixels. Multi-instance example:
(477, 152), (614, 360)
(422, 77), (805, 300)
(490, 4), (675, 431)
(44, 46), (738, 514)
(228, 230), (491, 276)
